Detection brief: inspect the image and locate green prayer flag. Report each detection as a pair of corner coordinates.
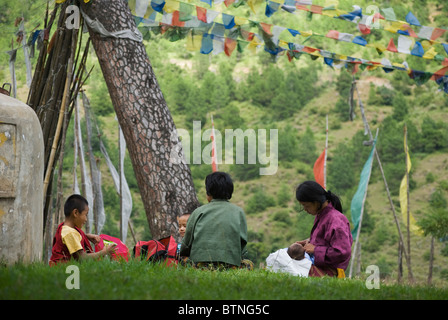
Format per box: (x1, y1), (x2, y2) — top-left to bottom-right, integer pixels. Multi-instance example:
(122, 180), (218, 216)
(179, 2), (193, 21)
(350, 137), (377, 239)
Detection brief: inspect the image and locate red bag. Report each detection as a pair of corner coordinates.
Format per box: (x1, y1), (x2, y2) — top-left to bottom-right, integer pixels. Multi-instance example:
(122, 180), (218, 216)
(133, 236), (178, 266)
(95, 234), (130, 262)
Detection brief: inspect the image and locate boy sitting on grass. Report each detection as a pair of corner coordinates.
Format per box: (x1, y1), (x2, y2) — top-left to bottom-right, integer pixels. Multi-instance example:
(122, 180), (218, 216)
(179, 172), (250, 269)
(49, 194), (116, 265)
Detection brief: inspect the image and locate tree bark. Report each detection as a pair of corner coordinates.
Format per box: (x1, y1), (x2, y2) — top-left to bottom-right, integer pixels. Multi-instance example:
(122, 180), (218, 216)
(79, 0), (199, 239)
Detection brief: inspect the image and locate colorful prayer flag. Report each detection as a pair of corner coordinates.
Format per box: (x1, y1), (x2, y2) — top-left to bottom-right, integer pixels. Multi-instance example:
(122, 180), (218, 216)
(405, 11), (421, 26)
(313, 149), (326, 189)
(399, 128), (422, 235)
(350, 135), (377, 239)
(211, 115), (218, 172)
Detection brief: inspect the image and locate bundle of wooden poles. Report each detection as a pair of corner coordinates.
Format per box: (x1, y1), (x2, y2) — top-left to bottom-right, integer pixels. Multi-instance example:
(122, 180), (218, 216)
(26, 0), (92, 261)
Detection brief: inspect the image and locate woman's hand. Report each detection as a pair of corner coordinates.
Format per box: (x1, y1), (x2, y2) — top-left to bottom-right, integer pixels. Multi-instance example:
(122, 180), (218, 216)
(296, 239), (309, 246)
(304, 242), (315, 254)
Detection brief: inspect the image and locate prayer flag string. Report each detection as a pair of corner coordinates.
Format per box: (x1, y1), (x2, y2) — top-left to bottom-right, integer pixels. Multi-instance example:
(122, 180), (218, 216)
(128, 0), (448, 93)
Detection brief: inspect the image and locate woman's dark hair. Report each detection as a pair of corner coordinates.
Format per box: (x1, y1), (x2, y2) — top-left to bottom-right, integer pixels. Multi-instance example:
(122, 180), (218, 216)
(205, 172), (234, 200)
(295, 181), (343, 213)
(64, 194), (89, 217)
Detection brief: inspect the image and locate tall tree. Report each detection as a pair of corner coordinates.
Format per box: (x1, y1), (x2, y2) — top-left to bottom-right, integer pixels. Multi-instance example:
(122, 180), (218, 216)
(79, 0), (199, 239)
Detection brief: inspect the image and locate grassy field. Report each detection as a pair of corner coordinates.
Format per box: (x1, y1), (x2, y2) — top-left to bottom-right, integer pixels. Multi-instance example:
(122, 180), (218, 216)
(1, 259), (447, 302)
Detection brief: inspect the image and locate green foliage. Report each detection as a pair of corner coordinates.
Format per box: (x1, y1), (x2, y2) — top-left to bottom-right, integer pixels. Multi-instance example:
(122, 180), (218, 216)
(327, 143), (357, 192)
(296, 126), (317, 165)
(376, 86), (394, 106)
(392, 92), (408, 122)
(245, 186), (276, 214)
(2, 260), (448, 300)
(367, 83), (381, 106)
(276, 183), (291, 207)
(334, 98), (350, 121)
(277, 124), (299, 162)
(418, 189), (448, 239)
(239, 65), (320, 120)
(335, 70), (352, 99)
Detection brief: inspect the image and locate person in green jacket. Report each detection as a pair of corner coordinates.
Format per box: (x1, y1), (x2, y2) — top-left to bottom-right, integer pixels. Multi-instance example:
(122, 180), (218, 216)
(179, 171), (249, 269)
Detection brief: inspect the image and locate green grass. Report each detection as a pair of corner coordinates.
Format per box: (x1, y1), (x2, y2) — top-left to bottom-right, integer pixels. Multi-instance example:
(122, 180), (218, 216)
(1, 259), (447, 300)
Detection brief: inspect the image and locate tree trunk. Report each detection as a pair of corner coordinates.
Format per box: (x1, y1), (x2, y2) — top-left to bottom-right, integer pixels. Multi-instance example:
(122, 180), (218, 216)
(79, 0), (199, 239)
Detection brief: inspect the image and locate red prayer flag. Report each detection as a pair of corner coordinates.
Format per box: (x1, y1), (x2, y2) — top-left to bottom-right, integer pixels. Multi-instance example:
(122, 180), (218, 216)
(197, 7), (207, 23)
(172, 11), (185, 27)
(313, 149), (326, 189)
(224, 0), (235, 7)
(310, 5), (323, 14)
(387, 38), (398, 52)
(224, 38), (237, 56)
(211, 117), (218, 172)
(260, 22), (273, 36)
(431, 28), (446, 41)
(358, 24), (371, 35)
(326, 30), (340, 40)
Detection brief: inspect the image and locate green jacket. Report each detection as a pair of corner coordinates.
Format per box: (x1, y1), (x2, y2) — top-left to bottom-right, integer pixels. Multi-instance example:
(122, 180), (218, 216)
(179, 199), (248, 266)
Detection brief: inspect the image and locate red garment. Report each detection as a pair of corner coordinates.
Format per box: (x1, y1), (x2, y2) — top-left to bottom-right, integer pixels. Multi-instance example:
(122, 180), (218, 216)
(49, 222), (93, 266)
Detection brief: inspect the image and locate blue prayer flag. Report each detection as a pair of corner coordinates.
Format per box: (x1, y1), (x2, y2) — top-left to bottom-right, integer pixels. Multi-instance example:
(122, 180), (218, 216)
(265, 1), (280, 17)
(411, 41), (424, 57)
(288, 29), (300, 37)
(200, 33), (214, 54)
(150, 0), (165, 13)
(222, 14), (235, 29)
(352, 36), (367, 46)
(324, 57), (334, 67)
(405, 11), (421, 26)
(200, 0), (212, 6)
(442, 43), (448, 55)
(397, 30), (410, 36)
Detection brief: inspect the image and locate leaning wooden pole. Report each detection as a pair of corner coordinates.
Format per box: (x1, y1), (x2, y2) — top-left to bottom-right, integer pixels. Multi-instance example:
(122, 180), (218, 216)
(79, 0), (200, 239)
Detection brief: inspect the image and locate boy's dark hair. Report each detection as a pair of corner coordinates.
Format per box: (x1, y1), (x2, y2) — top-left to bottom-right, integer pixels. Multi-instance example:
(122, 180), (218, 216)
(296, 181), (343, 213)
(205, 172), (234, 200)
(64, 194), (89, 217)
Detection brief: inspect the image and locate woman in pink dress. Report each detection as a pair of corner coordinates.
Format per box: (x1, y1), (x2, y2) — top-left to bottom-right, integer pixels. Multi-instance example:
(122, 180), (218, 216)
(295, 181), (353, 278)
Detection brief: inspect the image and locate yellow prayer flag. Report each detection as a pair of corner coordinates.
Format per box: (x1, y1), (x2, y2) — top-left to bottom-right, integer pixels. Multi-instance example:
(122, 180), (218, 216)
(300, 30), (313, 37)
(278, 40), (288, 48)
(186, 33), (203, 51)
(234, 17), (247, 26)
(423, 46), (438, 59)
(128, 0), (137, 15)
(164, 0), (179, 13)
(247, 37), (262, 54)
(392, 62), (407, 70)
(399, 132), (423, 236)
(384, 21), (403, 34)
(247, 0), (264, 14)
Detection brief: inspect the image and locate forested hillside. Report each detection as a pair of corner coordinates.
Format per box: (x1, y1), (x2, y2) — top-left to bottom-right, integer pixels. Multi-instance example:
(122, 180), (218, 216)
(1, 0), (448, 285)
